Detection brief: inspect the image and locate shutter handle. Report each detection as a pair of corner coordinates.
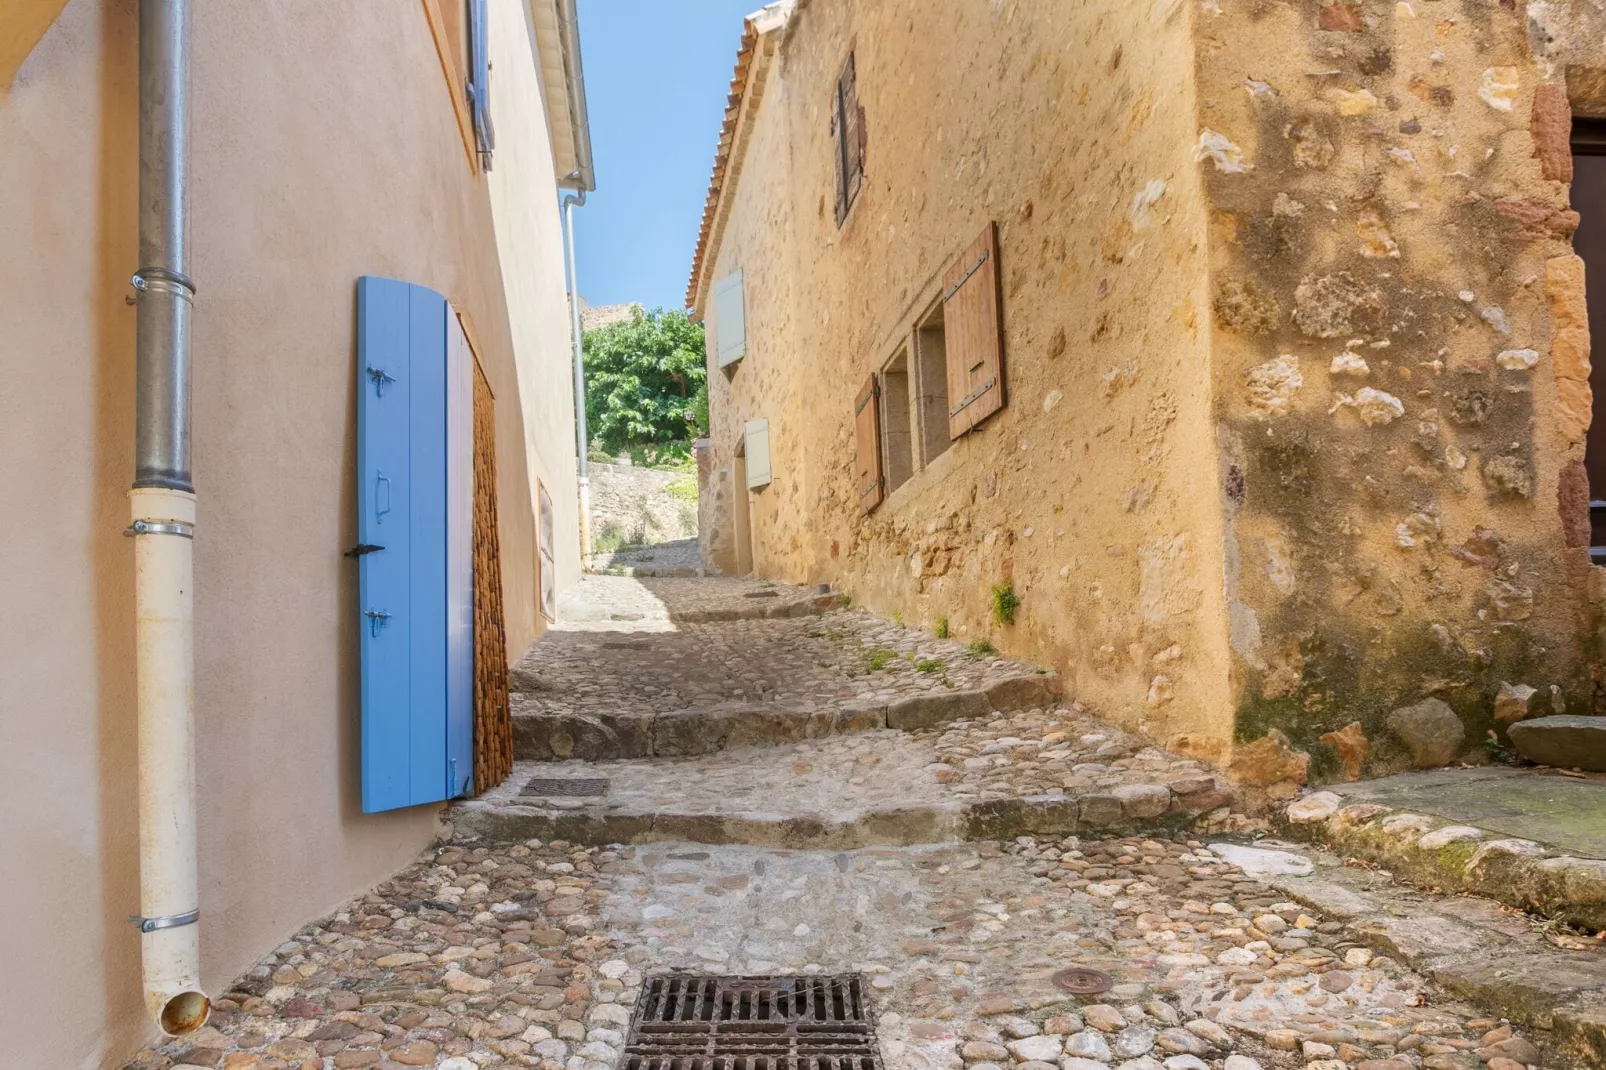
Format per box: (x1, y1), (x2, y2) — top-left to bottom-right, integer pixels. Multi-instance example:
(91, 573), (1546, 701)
(375, 472), (392, 522)
(364, 609), (391, 637)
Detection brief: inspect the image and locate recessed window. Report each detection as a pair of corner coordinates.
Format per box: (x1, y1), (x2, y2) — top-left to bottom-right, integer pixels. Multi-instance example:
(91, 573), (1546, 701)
(880, 348), (914, 495)
(914, 303), (951, 465)
(832, 51), (865, 226)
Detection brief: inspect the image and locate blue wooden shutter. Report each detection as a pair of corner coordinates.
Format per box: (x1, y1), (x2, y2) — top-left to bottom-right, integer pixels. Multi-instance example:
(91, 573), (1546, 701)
(468, 0), (494, 170)
(356, 277), (474, 812)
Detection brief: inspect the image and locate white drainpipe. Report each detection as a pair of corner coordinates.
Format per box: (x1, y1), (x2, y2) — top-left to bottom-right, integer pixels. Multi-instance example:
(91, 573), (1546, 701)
(127, 0), (209, 1036)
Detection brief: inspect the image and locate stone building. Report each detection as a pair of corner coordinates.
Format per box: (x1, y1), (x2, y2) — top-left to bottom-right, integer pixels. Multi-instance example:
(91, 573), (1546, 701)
(689, 0), (1606, 787)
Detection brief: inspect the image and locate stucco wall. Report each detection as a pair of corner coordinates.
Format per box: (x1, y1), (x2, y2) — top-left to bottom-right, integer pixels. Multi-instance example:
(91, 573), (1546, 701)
(0, 2), (574, 1066)
(1195, 0), (1594, 785)
(699, 0), (1237, 759)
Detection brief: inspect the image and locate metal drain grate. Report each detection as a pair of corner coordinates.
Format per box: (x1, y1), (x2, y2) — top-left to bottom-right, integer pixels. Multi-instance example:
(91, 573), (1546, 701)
(622, 974), (882, 1070)
(520, 776), (609, 797)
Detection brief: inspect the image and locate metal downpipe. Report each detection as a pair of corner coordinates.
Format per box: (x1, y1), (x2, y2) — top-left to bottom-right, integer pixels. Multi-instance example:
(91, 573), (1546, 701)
(128, 0), (208, 1037)
(564, 191), (591, 561)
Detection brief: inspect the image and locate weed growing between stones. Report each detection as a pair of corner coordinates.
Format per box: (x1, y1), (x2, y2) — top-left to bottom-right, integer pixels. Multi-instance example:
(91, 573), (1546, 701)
(991, 580), (1019, 626)
(916, 657), (945, 673)
(969, 637), (997, 657)
(865, 647), (897, 671)
(935, 616), (950, 639)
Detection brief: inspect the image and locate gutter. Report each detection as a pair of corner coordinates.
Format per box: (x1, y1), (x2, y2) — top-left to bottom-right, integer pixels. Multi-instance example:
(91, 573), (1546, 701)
(554, 0), (596, 557)
(127, 0), (209, 1036)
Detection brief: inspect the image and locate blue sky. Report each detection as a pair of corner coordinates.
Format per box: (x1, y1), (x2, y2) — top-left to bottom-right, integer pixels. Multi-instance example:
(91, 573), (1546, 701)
(572, 0), (759, 312)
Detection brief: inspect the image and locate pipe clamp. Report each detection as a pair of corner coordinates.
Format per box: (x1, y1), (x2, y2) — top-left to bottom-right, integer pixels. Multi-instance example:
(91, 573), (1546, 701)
(124, 520), (195, 539)
(131, 266), (197, 300)
(128, 908), (199, 934)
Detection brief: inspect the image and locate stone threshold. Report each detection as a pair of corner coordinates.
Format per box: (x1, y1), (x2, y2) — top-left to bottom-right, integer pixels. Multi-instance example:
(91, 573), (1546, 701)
(1253, 841), (1606, 1068)
(448, 786), (1224, 850)
(512, 671), (1062, 762)
(663, 590), (843, 622)
(1276, 778), (1606, 933)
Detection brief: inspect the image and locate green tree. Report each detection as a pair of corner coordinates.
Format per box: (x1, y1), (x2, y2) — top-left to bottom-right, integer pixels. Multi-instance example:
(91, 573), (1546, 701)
(582, 307), (707, 466)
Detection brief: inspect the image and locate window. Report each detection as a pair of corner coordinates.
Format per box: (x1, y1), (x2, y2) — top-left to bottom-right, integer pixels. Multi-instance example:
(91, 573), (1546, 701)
(714, 269), (747, 368)
(880, 348), (914, 495)
(914, 303), (951, 465)
(941, 221), (1006, 437)
(467, 0), (494, 171)
(538, 482), (555, 620)
(832, 51), (865, 226)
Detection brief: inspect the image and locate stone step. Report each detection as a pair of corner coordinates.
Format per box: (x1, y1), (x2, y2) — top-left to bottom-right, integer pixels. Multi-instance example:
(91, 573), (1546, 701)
(510, 672), (1062, 762)
(1249, 839), (1606, 1069)
(1276, 768), (1606, 932)
(452, 705), (1240, 850)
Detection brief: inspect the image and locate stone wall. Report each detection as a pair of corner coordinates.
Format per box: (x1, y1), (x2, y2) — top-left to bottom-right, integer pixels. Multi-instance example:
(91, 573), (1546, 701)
(1195, 0), (1594, 788)
(590, 461), (698, 549)
(692, 0), (1599, 785)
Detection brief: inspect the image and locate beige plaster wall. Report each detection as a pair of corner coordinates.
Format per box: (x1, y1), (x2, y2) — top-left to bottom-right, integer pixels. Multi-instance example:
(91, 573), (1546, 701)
(1194, 0), (1593, 785)
(0, 2), (572, 1065)
(700, 0), (1238, 759)
(488, 0), (584, 612)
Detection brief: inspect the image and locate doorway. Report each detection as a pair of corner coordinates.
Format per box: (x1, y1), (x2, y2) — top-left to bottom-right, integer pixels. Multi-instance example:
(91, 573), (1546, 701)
(1575, 118), (1606, 556)
(732, 453), (754, 577)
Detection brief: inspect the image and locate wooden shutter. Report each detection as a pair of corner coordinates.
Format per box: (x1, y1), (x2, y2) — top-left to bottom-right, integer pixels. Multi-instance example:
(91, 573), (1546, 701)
(942, 221), (1006, 438)
(355, 276), (473, 812)
(468, 0), (494, 169)
(834, 52), (864, 225)
(854, 373), (883, 513)
(745, 418), (771, 488)
(714, 270), (747, 367)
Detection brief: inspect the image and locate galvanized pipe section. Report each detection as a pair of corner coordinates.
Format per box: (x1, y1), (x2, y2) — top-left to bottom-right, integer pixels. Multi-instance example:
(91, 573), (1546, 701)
(134, 0), (194, 491)
(129, 0), (208, 1037)
(564, 191), (591, 559)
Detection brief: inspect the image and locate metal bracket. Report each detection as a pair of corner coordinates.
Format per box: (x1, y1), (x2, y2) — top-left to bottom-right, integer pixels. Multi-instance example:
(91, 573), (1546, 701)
(364, 609), (392, 637)
(344, 543), (385, 558)
(123, 519), (195, 539)
(366, 365), (397, 397)
(942, 249), (990, 302)
(950, 376), (998, 416)
(128, 908), (199, 934)
(131, 266), (197, 302)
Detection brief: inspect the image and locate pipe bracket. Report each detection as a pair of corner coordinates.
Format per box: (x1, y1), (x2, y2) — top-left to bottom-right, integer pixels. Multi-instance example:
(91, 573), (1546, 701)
(128, 908), (199, 934)
(132, 266), (198, 301)
(124, 519), (195, 539)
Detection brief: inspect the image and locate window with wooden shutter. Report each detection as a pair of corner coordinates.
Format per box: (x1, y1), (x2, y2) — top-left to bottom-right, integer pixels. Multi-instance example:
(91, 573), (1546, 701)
(467, 0), (494, 171)
(744, 418), (772, 489)
(854, 373), (884, 513)
(714, 270), (747, 368)
(942, 221), (1006, 438)
(832, 51), (866, 227)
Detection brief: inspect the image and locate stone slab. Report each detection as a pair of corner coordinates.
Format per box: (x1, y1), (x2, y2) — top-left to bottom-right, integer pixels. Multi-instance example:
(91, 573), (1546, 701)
(1509, 715), (1606, 773)
(1324, 766), (1606, 859)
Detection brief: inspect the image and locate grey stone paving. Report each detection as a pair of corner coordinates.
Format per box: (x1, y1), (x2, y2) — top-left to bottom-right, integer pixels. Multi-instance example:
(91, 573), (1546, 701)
(458, 704), (1238, 849)
(124, 832), (1589, 1070)
(1321, 767), (1606, 860)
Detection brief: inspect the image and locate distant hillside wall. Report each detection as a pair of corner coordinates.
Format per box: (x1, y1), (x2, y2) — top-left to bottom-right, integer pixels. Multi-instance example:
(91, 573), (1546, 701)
(589, 461), (698, 547)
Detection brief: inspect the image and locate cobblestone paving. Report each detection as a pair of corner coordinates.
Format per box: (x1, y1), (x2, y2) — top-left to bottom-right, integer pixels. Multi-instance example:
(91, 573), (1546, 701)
(125, 834), (1565, 1070)
(586, 538), (703, 576)
(514, 579), (1050, 724)
(464, 704), (1239, 846)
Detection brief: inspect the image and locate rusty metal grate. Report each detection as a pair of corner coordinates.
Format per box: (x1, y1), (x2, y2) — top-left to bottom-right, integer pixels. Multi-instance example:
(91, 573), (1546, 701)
(622, 974), (882, 1070)
(520, 776), (609, 797)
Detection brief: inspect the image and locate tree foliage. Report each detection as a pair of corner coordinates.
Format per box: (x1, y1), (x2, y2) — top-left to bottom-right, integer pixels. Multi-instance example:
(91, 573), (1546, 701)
(582, 307), (707, 465)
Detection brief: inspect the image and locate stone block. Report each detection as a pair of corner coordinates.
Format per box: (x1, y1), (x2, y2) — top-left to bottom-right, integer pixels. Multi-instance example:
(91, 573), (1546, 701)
(725, 705), (833, 748)
(1508, 715), (1606, 771)
(886, 689), (989, 731)
(1112, 783), (1171, 820)
(651, 709), (731, 757)
(1077, 794), (1125, 827)
(1387, 698), (1465, 767)
(1228, 728), (1309, 786)
(511, 711), (652, 762)
(984, 672), (1061, 711)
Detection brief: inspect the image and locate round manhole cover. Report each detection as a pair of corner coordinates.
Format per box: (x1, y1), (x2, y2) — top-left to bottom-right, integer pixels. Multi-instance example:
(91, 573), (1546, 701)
(1052, 967), (1113, 994)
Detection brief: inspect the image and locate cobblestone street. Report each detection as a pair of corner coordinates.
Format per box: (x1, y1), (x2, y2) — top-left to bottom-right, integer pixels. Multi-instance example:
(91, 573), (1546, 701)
(128, 576), (1605, 1070)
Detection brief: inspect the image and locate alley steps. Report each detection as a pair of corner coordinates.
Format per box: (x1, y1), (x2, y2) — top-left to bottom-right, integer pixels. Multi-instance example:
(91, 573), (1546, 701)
(453, 702), (1241, 851)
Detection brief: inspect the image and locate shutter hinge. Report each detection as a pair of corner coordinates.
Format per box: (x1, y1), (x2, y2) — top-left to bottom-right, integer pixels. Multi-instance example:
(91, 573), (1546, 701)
(950, 376), (998, 416)
(942, 249), (990, 302)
